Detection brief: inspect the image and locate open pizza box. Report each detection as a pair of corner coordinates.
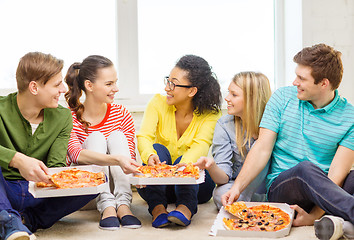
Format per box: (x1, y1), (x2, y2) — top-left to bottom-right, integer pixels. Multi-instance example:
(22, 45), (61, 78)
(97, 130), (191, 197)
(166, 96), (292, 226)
(129, 169), (205, 185)
(209, 202), (294, 238)
(28, 165), (109, 198)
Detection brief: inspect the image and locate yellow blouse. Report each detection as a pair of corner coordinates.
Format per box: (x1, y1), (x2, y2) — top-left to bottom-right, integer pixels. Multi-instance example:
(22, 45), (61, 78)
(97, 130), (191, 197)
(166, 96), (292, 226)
(137, 94), (221, 164)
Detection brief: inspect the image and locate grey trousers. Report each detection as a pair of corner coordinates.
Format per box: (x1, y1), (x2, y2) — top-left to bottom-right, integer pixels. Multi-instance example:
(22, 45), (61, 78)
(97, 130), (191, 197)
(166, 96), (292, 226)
(82, 131), (132, 214)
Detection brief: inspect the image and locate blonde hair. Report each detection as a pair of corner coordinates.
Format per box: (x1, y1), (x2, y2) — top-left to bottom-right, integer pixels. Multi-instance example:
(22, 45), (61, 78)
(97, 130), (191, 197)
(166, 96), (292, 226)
(232, 72), (272, 159)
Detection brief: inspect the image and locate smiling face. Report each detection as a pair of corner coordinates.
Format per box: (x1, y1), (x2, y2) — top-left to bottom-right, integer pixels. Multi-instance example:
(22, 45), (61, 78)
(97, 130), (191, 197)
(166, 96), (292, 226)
(225, 81), (244, 118)
(165, 67), (195, 107)
(87, 66), (119, 104)
(293, 64), (323, 103)
(36, 72), (66, 108)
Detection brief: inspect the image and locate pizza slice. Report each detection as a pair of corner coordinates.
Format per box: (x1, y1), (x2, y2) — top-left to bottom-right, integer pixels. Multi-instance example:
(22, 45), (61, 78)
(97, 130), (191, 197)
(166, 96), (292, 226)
(179, 163), (200, 179)
(35, 181), (56, 188)
(224, 201), (248, 218)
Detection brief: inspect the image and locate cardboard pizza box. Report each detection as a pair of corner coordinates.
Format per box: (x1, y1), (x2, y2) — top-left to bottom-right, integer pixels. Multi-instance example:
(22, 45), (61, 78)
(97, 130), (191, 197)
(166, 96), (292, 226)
(129, 169), (205, 185)
(209, 202), (294, 238)
(28, 165), (109, 198)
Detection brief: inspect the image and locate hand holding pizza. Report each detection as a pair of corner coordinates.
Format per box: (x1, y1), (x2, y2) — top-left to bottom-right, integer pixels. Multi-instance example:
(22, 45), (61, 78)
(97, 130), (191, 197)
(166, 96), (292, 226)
(9, 152), (51, 183)
(117, 155), (141, 174)
(194, 156), (215, 170)
(147, 154), (160, 166)
(221, 184), (241, 206)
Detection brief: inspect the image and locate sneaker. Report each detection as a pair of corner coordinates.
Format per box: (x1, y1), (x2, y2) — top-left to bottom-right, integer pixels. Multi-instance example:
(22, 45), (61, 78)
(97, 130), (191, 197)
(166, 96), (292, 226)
(314, 215), (344, 240)
(119, 215), (142, 229)
(20, 213), (36, 240)
(0, 210), (31, 240)
(99, 216), (120, 231)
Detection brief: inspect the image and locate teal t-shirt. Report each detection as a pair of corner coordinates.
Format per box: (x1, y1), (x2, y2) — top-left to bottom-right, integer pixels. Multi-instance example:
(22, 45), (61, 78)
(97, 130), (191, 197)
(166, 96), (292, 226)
(260, 86), (354, 191)
(0, 92), (73, 180)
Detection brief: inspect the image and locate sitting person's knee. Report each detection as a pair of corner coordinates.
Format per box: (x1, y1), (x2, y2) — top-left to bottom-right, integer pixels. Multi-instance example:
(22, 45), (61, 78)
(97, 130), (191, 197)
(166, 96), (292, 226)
(293, 161), (319, 175)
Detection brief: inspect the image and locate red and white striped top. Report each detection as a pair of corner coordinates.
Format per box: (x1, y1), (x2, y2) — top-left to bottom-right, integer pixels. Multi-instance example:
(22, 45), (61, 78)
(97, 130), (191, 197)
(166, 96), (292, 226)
(67, 103), (136, 165)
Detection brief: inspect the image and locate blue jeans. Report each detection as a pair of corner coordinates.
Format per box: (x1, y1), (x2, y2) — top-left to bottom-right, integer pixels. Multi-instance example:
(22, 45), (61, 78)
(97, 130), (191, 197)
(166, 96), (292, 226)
(0, 167), (97, 233)
(268, 161), (354, 224)
(137, 144), (215, 216)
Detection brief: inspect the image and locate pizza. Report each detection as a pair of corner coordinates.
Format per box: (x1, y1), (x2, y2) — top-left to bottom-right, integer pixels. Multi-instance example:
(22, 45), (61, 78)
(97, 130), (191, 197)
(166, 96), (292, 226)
(136, 163), (200, 179)
(36, 168), (105, 189)
(223, 202), (291, 232)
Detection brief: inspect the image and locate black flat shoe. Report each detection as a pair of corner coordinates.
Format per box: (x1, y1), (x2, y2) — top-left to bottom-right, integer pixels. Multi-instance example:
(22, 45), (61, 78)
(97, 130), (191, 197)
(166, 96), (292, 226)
(99, 216), (120, 231)
(119, 215), (142, 229)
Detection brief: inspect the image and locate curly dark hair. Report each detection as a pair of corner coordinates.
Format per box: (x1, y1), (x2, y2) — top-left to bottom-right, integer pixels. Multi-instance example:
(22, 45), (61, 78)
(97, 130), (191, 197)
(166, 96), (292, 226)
(175, 55), (221, 115)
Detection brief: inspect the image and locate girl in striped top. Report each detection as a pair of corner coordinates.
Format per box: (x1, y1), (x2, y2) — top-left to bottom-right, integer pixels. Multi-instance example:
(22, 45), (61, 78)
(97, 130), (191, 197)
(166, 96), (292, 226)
(65, 55), (141, 230)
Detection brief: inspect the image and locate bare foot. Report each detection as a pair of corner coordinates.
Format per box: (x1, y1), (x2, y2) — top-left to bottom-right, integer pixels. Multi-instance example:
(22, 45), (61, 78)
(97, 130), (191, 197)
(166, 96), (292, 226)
(102, 206), (117, 219)
(151, 204), (168, 221)
(175, 204), (191, 220)
(117, 204), (133, 219)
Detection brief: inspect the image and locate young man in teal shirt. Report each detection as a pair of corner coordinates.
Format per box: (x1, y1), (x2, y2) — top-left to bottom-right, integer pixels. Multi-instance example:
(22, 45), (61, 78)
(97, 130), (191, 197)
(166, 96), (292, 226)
(0, 52), (96, 240)
(222, 44), (354, 240)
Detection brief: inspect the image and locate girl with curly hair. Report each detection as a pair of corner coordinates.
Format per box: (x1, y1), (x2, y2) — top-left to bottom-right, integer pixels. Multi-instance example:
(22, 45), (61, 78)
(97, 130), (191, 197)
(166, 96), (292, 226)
(137, 55), (222, 228)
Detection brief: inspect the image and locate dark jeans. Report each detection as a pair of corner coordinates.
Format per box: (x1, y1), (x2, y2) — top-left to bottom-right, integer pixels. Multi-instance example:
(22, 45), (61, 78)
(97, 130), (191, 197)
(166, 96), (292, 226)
(137, 144), (215, 216)
(0, 167), (97, 233)
(268, 161), (354, 224)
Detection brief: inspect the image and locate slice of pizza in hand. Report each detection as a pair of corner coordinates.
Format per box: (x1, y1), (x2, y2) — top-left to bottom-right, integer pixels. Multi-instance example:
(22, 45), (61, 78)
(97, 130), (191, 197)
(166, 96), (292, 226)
(179, 163), (200, 179)
(224, 201), (248, 218)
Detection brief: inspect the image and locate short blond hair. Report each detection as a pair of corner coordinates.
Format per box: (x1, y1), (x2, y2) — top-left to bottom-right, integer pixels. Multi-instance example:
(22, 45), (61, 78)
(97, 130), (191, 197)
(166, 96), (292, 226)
(232, 72), (272, 159)
(16, 52), (63, 93)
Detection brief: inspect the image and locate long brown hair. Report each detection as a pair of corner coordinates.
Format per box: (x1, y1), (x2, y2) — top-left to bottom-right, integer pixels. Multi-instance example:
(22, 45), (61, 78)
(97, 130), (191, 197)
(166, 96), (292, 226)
(233, 72), (271, 159)
(64, 55), (113, 131)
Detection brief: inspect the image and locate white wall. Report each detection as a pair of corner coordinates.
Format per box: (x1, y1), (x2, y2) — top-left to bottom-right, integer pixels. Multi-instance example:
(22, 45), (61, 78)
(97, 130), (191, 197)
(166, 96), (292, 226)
(302, 0), (354, 104)
(132, 0), (354, 129)
(275, 0), (303, 89)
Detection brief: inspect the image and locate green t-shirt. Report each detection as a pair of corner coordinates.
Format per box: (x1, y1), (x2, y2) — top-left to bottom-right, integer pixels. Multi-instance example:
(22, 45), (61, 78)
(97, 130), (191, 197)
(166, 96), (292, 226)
(0, 92), (73, 180)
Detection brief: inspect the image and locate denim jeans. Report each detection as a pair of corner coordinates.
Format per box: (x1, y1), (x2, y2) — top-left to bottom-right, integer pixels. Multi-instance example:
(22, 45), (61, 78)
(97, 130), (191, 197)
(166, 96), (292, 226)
(0, 167), (97, 233)
(268, 161), (354, 224)
(137, 144), (215, 216)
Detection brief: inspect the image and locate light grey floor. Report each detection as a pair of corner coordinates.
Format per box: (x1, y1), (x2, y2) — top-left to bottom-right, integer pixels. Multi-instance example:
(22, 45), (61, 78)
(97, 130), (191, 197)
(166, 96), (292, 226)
(34, 191), (318, 240)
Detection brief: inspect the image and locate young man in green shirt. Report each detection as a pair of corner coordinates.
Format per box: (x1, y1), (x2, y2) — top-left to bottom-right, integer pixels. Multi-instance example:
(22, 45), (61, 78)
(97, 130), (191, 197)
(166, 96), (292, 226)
(0, 52), (97, 240)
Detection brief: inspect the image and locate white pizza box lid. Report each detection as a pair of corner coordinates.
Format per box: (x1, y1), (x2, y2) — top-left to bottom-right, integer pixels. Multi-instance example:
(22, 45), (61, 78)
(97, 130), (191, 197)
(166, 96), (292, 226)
(28, 165), (108, 198)
(209, 202), (294, 238)
(129, 169), (205, 185)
